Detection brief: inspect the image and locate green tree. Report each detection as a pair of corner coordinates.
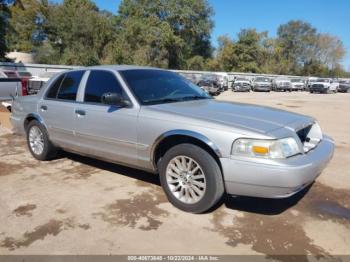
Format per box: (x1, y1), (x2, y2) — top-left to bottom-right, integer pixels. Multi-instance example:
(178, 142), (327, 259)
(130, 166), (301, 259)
(316, 33), (346, 70)
(276, 20), (318, 74)
(6, 0), (47, 52)
(113, 0), (214, 69)
(36, 0), (115, 65)
(0, 0), (11, 60)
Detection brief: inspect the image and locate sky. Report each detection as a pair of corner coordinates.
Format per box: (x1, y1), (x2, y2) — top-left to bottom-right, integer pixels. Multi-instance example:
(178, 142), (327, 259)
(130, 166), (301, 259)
(62, 0), (350, 69)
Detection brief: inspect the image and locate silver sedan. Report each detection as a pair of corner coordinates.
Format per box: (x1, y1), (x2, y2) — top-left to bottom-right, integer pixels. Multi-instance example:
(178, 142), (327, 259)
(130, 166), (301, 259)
(11, 66), (334, 213)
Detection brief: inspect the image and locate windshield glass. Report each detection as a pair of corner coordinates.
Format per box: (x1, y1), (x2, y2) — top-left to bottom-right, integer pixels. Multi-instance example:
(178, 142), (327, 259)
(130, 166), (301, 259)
(236, 78), (248, 81)
(291, 79), (302, 82)
(120, 69), (212, 105)
(255, 77), (269, 82)
(317, 79), (329, 83)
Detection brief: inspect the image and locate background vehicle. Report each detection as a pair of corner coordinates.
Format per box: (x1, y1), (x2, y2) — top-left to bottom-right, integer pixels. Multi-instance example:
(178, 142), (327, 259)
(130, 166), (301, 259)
(232, 77), (251, 92)
(251, 77), (272, 92)
(338, 80), (350, 93)
(27, 72), (57, 95)
(306, 77), (318, 91)
(0, 71), (26, 102)
(197, 79), (221, 96)
(309, 78), (338, 94)
(290, 78), (305, 91)
(272, 77), (292, 92)
(215, 73), (229, 91)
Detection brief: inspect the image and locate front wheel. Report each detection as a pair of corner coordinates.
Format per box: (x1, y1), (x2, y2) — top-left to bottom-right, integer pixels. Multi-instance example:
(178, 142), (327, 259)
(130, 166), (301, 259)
(26, 120), (57, 161)
(158, 143), (224, 213)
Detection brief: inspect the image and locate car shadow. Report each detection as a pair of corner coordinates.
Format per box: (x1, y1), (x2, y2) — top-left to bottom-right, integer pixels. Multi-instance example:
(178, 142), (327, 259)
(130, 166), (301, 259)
(63, 152), (310, 215)
(220, 185), (311, 215)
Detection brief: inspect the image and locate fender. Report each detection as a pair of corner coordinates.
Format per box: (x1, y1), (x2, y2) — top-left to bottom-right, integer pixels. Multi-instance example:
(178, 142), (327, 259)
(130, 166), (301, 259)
(25, 113), (48, 130)
(150, 129), (222, 169)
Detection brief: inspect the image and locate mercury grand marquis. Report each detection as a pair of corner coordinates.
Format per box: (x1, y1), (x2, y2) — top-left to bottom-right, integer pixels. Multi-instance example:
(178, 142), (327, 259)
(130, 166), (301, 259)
(10, 66), (334, 213)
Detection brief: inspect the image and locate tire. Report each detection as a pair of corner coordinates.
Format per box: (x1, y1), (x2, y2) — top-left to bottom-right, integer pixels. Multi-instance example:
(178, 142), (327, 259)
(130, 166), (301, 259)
(26, 120), (57, 161)
(158, 143), (224, 213)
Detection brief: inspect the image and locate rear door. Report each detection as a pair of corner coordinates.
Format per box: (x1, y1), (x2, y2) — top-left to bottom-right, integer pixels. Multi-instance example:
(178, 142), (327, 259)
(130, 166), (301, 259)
(38, 71), (85, 150)
(73, 69), (139, 166)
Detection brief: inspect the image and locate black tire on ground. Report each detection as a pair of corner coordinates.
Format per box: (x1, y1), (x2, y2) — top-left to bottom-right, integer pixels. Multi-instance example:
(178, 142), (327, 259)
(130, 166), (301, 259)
(158, 143), (225, 213)
(26, 120), (57, 161)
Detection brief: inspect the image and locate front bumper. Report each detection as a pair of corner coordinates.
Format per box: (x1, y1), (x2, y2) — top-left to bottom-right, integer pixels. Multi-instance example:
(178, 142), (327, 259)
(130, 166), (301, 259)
(233, 85), (250, 92)
(254, 85), (271, 91)
(220, 135), (334, 198)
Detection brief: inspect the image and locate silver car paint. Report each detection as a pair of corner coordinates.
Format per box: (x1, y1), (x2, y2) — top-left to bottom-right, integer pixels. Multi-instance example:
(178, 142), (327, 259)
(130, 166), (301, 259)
(10, 65), (334, 198)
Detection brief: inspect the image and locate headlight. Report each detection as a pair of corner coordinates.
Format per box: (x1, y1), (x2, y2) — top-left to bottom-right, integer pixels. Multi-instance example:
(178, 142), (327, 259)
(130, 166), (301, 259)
(231, 137), (301, 159)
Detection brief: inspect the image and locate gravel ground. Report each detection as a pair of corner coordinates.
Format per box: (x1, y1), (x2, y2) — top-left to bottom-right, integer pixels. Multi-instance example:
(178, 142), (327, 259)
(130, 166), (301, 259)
(0, 91), (349, 258)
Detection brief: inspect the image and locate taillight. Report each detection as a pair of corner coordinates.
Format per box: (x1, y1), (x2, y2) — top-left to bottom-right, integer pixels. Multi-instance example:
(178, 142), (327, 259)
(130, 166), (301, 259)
(21, 79), (28, 96)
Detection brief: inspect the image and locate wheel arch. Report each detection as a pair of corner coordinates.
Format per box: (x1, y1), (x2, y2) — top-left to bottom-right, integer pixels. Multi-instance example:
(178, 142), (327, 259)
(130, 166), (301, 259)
(24, 113), (47, 131)
(151, 130), (223, 171)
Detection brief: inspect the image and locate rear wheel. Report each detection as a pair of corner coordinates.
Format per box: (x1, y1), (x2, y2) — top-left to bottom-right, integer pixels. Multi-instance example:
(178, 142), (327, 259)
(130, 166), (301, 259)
(26, 120), (57, 161)
(158, 143), (224, 213)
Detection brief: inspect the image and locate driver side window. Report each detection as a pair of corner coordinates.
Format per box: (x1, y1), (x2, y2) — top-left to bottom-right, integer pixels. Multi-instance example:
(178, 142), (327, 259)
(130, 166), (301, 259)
(84, 70), (124, 103)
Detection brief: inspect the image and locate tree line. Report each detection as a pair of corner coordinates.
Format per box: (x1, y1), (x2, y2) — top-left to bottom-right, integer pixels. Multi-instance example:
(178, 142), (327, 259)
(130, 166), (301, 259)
(0, 0), (349, 77)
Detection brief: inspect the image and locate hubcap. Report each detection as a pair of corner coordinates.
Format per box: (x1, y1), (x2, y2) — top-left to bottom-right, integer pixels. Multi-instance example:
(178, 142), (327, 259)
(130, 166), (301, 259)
(29, 126), (44, 155)
(166, 156), (206, 204)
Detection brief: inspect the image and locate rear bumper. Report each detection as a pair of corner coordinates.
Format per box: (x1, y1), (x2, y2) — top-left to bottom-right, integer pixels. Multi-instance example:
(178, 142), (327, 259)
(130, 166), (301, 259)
(220, 135), (334, 198)
(10, 114), (25, 135)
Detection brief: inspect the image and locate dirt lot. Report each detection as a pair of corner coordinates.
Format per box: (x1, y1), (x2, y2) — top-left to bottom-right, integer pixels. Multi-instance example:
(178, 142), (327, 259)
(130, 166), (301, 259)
(0, 92), (349, 258)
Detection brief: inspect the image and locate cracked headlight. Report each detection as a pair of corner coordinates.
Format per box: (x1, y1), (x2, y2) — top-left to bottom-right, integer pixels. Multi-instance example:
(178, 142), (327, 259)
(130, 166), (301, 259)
(231, 137), (301, 159)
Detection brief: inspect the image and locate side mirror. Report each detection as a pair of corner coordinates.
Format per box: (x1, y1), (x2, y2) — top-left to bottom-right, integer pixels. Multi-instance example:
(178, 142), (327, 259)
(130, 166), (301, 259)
(101, 92), (130, 107)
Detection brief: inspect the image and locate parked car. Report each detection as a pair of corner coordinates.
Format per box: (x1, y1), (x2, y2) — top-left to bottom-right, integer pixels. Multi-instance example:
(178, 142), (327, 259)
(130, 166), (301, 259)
(338, 80), (350, 93)
(309, 78), (338, 94)
(197, 79), (221, 96)
(290, 78), (305, 91)
(306, 77), (318, 90)
(215, 73), (229, 91)
(11, 66), (335, 213)
(251, 77), (272, 92)
(232, 77), (251, 92)
(272, 77), (292, 92)
(197, 74), (223, 95)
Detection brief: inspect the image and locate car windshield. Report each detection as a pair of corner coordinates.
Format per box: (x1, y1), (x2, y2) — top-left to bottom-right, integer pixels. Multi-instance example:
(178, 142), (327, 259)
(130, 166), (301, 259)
(256, 77), (269, 82)
(291, 79), (302, 82)
(236, 78), (247, 81)
(317, 79), (329, 83)
(120, 69), (212, 105)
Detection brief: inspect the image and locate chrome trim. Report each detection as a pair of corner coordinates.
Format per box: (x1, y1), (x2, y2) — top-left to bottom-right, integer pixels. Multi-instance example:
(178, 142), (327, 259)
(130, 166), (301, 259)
(75, 131), (144, 148)
(150, 129), (222, 170)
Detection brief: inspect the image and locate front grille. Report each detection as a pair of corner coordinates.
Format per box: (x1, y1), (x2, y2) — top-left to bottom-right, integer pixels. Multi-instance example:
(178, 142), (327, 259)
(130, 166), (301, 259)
(297, 125), (312, 144)
(312, 84), (324, 89)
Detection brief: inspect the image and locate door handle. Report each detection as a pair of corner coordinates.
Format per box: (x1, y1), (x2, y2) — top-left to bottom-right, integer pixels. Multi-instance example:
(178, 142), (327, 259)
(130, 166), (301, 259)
(75, 109), (86, 116)
(40, 105), (48, 111)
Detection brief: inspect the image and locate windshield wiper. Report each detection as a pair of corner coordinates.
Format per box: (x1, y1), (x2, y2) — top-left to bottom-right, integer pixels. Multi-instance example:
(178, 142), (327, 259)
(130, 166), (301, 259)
(144, 98), (182, 105)
(180, 96), (209, 101)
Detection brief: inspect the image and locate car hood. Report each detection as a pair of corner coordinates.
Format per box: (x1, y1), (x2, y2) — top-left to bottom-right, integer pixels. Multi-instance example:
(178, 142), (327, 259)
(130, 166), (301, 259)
(254, 81), (271, 85)
(235, 81), (250, 85)
(147, 99), (313, 134)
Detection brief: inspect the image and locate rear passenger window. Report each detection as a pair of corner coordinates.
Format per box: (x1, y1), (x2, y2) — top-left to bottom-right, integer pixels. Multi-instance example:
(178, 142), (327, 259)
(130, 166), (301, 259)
(46, 74), (64, 99)
(84, 70), (124, 103)
(56, 71), (84, 101)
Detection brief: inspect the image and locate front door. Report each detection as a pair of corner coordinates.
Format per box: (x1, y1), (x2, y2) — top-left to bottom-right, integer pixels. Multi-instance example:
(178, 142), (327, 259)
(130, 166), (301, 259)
(74, 70), (139, 166)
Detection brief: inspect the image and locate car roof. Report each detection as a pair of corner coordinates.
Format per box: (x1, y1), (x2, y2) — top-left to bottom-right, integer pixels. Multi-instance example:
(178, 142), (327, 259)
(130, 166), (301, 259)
(84, 65), (164, 72)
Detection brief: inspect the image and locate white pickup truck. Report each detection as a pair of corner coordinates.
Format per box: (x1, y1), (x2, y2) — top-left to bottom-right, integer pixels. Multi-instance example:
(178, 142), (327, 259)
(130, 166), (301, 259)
(0, 70), (27, 112)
